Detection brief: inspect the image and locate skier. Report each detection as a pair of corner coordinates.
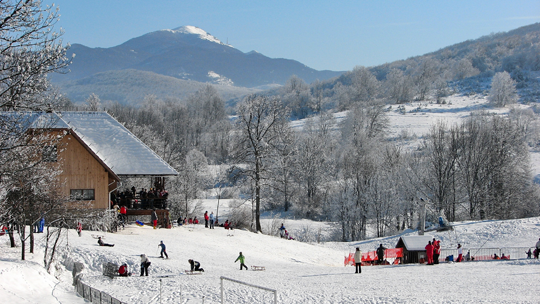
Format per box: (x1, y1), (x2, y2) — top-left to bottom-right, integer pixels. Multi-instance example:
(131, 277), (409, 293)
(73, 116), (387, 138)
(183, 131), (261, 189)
(235, 252), (248, 270)
(140, 254), (151, 276)
(425, 241), (434, 265)
(354, 247), (362, 274)
(77, 222), (82, 237)
(151, 209), (158, 229)
(188, 259), (204, 272)
(279, 223), (286, 238)
(204, 211), (209, 228)
(209, 212), (215, 229)
(158, 241), (168, 259)
(456, 244), (463, 262)
(376, 244), (386, 264)
(97, 236), (114, 247)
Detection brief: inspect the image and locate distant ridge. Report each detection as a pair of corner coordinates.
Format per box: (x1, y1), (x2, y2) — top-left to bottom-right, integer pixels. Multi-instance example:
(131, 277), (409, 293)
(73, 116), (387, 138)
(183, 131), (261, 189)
(50, 25), (343, 104)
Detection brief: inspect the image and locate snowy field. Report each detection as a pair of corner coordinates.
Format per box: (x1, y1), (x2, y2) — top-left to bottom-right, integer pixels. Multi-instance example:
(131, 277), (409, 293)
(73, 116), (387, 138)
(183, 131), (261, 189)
(2, 215), (540, 304)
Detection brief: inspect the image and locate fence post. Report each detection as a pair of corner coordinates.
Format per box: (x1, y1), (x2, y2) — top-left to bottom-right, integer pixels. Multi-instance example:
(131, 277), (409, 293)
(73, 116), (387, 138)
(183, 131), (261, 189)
(221, 277), (224, 304)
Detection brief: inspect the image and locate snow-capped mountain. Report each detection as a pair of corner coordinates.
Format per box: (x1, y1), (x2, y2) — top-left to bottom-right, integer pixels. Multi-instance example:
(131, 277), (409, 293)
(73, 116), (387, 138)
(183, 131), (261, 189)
(49, 25), (343, 103)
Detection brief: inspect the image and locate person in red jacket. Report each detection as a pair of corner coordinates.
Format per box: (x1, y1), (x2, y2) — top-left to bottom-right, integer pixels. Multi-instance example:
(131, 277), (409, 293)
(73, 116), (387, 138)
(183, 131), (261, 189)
(204, 211), (209, 228)
(433, 239), (441, 264)
(118, 263), (131, 276)
(425, 241), (434, 265)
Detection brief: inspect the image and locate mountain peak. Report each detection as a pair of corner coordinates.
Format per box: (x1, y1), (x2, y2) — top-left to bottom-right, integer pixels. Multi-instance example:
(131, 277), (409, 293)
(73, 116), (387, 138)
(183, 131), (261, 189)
(166, 25), (232, 47)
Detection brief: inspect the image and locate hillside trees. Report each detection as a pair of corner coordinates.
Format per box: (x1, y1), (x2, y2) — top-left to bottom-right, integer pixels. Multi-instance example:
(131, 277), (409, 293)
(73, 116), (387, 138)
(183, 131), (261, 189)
(293, 113), (337, 218)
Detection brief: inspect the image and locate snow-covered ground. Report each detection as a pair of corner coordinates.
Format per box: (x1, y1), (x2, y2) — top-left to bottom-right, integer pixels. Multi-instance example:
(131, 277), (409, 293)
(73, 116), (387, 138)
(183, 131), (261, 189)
(2, 215), (540, 304)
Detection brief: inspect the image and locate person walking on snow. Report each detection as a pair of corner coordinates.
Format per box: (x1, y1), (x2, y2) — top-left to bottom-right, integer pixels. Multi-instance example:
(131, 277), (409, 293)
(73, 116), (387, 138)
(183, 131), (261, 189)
(235, 252), (248, 270)
(140, 254), (151, 276)
(456, 244), (463, 262)
(204, 211), (209, 228)
(354, 247), (362, 274)
(279, 223), (286, 238)
(158, 241), (168, 259)
(209, 212), (215, 229)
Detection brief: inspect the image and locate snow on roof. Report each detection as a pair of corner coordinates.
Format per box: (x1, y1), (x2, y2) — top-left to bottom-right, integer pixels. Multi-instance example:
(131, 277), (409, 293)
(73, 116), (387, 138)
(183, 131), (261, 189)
(397, 235), (434, 251)
(56, 112), (178, 177)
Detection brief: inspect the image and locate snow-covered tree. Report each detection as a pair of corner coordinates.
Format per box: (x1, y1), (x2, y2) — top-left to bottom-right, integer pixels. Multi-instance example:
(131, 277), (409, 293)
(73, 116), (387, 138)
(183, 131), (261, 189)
(488, 71), (518, 107)
(85, 93), (101, 111)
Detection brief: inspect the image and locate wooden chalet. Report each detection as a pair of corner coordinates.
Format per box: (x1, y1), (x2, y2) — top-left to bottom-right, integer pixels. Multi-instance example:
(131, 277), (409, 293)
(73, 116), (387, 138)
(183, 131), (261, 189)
(395, 235), (434, 264)
(26, 111), (178, 223)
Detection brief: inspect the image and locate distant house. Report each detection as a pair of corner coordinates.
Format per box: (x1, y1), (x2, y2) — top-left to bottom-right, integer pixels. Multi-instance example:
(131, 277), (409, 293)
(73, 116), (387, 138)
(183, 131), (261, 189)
(395, 235), (434, 264)
(26, 111), (178, 210)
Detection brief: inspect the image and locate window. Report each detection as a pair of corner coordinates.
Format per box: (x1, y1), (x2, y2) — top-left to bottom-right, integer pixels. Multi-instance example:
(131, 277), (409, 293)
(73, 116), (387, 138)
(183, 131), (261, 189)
(70, 189), (95, 200)
(42, 145), (58, 162)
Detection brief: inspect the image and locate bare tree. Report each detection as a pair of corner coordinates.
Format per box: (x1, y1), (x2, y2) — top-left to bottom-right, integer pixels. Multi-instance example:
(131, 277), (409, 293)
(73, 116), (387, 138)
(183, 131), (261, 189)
(233, 95), (289, 232)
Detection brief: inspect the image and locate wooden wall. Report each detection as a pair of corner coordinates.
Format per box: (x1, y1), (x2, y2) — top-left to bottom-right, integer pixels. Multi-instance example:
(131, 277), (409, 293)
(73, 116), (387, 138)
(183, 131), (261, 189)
(57, 132), (111, 209)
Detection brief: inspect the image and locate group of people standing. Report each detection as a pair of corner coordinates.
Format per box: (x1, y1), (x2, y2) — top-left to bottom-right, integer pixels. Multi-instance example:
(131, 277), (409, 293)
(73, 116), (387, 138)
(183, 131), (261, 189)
(425, 238), (441, 265)
(177, 211), (234, 230)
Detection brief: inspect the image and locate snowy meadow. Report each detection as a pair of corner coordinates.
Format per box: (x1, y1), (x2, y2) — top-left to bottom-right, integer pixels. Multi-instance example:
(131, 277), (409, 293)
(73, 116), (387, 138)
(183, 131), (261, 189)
(2, 214), (540, 304)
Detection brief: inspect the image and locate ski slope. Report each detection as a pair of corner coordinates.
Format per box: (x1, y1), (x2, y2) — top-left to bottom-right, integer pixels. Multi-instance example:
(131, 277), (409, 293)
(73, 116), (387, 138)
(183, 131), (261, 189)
(1, 216), (540, 303)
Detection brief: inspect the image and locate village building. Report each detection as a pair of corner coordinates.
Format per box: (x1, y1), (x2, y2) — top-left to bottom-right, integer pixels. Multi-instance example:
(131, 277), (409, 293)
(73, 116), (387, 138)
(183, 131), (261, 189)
(395, 235), (434, 264)
(25, 111), (178, 226)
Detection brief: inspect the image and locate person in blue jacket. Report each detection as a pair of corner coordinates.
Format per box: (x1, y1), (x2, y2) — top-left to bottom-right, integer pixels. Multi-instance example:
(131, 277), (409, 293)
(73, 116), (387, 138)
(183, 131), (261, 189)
(158, 241), (168, 258)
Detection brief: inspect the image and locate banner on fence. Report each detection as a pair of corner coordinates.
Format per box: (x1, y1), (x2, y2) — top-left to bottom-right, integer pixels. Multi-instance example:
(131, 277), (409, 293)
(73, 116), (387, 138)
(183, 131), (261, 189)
(344, 248), (403, 265)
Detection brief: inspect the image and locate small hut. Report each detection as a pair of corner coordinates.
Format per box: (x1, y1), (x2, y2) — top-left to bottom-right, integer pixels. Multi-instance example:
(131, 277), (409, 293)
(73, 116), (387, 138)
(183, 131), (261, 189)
(395, 235), (434, 264)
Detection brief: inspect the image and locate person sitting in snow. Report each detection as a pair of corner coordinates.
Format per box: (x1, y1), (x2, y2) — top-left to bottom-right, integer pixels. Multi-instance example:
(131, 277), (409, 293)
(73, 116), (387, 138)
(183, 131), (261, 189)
(118, 263), (131, 276)
(188, 259), (204, 272)
(97, 236), (114, 247)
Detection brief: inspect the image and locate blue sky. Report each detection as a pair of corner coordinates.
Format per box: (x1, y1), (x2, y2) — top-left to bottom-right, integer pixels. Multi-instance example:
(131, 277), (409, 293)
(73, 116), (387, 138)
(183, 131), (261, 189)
(42, 0), (540, 71)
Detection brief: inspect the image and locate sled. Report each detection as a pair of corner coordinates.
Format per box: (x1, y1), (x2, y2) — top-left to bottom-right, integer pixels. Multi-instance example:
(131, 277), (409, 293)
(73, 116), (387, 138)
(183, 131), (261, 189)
(184, 270), (203, 275)
(136, 220), (145, 227)
(251, 266), (266, 271)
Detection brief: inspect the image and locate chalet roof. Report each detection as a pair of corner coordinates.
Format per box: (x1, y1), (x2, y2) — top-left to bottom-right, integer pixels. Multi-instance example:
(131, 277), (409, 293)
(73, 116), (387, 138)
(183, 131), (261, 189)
(396, 235), (434, 251)
(54, 112), (178, 177)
